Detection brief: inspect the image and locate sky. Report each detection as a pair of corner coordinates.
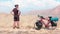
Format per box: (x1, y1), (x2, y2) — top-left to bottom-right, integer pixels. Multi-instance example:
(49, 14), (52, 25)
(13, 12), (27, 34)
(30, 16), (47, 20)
(0, 0), (60, 14)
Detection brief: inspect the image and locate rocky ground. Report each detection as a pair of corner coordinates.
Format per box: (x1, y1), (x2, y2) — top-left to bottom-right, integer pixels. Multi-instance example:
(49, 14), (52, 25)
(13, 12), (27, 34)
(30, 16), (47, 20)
(0, 14), (60, 34)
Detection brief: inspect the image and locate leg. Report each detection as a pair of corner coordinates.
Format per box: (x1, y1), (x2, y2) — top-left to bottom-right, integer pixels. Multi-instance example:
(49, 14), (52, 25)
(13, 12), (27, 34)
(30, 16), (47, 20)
(14, 15), (20, 29)
(13, 21), (16, 29)
(13, 15), (17, 29)
(16, 21), (20, 29)
(16, 15), (20, 29)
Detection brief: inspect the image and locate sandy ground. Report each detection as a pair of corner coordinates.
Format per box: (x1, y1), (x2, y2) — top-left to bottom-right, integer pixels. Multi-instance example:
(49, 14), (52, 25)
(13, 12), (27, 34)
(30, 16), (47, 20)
(0, 14), (60, 34)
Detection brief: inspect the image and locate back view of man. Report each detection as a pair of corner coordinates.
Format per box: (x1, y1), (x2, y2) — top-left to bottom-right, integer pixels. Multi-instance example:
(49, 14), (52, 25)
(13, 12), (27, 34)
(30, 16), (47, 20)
(11, 4), (21, 29)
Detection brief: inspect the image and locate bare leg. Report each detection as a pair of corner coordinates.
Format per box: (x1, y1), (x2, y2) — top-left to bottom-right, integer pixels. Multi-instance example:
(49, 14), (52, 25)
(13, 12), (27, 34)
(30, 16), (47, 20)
(13, 21), (16, 29)
(16, 21), (20, 29)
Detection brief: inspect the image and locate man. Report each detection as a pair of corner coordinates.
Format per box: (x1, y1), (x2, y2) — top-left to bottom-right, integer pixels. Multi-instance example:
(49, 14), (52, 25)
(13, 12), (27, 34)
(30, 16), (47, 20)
(11, 4), (21, 29)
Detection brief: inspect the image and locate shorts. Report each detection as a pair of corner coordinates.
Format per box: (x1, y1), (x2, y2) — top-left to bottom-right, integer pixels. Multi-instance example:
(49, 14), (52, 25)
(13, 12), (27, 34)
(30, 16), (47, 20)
(14, 15), (19, 21)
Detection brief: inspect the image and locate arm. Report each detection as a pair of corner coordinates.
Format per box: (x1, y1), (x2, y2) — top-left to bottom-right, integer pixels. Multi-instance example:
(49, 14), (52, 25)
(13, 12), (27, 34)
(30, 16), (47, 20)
(11, 8), (14, 15)
(18, 11), (21, 16)
(10, 11), (14, 15)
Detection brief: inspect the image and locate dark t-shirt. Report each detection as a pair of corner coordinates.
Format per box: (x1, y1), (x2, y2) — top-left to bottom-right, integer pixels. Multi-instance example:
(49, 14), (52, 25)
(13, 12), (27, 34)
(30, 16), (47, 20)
(13, 8), (19, 15)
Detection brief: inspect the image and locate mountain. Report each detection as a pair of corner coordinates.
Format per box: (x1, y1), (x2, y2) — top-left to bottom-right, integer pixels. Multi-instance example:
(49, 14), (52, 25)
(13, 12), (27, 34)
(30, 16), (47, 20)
(26, 5), (60, 17)
(51, 5), (60, 15)
(26, 9), (52, 15)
